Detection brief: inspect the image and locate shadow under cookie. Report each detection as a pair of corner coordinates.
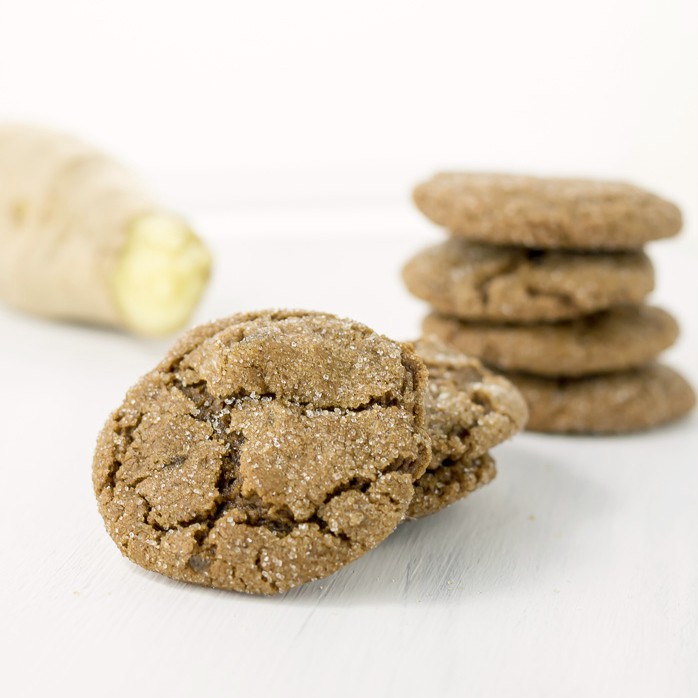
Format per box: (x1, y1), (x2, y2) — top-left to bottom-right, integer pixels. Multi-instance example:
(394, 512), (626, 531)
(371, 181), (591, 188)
(282, 441), (611, 606)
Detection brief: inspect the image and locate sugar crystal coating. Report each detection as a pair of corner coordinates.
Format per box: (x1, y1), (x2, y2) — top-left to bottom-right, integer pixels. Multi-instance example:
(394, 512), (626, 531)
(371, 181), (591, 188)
(413, 173), (682, 250)
(408, 337), (527, 517)
(93, 310), (431, 594)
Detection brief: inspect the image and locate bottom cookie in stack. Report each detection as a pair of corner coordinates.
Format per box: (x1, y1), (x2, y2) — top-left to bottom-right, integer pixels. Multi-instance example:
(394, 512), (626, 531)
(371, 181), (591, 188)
(409, 338), (528, 516)
(500, 365), (696, 434)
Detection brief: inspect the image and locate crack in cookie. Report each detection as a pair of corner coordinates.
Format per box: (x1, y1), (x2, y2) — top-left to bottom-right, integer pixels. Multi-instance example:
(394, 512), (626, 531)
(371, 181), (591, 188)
(403, 239), (655, 323)
(93, 310), (431, 594)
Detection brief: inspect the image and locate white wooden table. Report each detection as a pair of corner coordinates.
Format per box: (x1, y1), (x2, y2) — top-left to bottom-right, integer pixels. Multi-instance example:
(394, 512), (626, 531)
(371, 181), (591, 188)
(2, 205), (696, 697)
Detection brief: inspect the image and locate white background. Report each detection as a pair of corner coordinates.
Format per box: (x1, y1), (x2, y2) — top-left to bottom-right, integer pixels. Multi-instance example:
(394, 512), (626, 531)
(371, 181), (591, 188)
(1, 2), (697, 697)
(1, 0), (697, 213)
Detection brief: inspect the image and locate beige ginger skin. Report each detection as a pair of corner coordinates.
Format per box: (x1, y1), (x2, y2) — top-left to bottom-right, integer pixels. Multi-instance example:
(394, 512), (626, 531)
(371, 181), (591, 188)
(0, 124), (211, 336)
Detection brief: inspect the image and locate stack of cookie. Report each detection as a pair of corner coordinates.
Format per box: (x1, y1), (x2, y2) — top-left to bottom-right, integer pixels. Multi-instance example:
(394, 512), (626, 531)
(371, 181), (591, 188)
(404, 173), (696, 433)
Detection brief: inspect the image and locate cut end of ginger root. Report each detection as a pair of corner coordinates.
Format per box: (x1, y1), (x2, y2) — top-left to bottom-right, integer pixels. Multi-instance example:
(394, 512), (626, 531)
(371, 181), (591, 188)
(113, 213), (212, 337)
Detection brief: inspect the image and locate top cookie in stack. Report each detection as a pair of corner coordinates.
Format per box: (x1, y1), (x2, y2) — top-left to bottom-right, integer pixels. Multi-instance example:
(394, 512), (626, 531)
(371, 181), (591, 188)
(413, 173), (683, 250)
(405, 173), (695, 434)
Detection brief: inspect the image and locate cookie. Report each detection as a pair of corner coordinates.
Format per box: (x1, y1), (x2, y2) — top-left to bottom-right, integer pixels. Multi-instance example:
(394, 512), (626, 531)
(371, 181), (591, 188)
(413, 173), (682, 250)
(423, 305), (679, 377)
(93, 310), (431, 595)
(503, 364), (696, 433)
(407, 338), (527, 517)
(403, 239), (654, 322)
(414, 338), (527, 464)
(408, 453), (496, 520)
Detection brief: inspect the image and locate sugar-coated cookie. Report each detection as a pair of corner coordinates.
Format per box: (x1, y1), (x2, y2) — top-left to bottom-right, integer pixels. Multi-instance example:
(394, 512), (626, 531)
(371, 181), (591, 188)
(403, 239), (654, 322)
(413, 173), (682, 250)
(423, 306), (679, 377)
(502, 364), (695, 433)
(408, 338), (527, 517)
(93, 310), (431, 595)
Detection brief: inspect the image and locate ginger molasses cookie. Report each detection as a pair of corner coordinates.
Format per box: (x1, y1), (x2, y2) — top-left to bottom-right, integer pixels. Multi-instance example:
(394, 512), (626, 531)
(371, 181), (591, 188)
(93, 310), (431, 595)
(407, 338), (527, 518)
(403, 239), (654, 322)
(413, 173), (682, 250)
(408, 454), (496, 520)
(504, 364), (696, 433)
(423, 306), (679, 377)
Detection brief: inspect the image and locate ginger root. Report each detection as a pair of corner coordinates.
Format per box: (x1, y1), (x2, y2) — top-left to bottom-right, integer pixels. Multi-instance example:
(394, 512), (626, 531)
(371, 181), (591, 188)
(0, 124), (211, 336)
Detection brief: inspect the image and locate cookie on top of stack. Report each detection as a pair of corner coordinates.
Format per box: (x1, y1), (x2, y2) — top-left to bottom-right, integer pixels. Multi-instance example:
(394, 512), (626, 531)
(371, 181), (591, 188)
(404, 173), (696, 434)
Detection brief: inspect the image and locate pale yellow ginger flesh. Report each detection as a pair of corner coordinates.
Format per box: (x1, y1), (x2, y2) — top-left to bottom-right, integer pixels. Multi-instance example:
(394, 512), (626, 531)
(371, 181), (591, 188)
(114, 214), (212, 336)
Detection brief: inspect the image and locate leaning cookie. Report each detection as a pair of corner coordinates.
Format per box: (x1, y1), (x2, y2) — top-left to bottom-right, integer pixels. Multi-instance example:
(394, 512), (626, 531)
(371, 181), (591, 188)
(93, 310), (431, 595)
(413, 172), (682, 250)
(423, 305), (679, 377)
(403, 239), (654, 322)
(407, 338), (527, 518)
(408, 453), (496, 520)
(503, 364), (695, 434)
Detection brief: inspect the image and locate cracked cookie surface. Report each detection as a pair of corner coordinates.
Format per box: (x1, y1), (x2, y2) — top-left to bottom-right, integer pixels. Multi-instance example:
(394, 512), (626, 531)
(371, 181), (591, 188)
(503, 364), (696, 433)
(93, 310), (431, 594)
(408, 338), (527, 518)
(413, 173), (682, 250)
(423, 305), (679, 377)
(408, 453), (496, 519)
(403, 240), (654, 322)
